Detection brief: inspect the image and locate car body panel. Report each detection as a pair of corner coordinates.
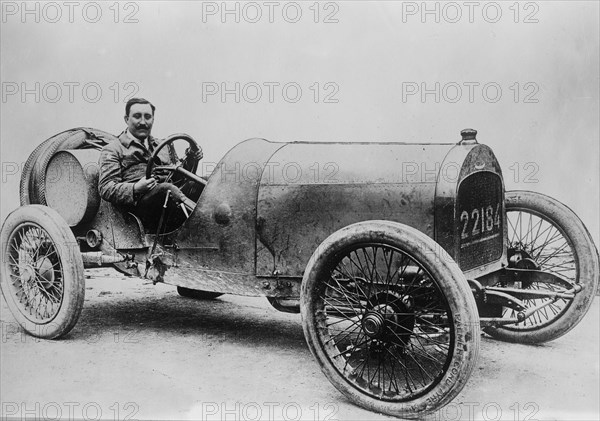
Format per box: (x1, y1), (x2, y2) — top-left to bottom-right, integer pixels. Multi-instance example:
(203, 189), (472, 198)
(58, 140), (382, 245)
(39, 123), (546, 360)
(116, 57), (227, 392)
(256, 142), (452, 276)
(67, 137), (506, 296)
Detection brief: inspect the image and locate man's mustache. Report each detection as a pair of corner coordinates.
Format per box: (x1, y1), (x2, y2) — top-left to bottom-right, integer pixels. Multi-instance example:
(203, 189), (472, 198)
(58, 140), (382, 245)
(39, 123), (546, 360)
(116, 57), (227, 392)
(136, 125), (149, 130)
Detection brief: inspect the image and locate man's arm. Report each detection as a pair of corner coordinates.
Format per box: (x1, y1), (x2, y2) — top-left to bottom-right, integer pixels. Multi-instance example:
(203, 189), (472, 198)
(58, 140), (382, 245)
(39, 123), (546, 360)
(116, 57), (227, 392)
(98, 147), (137, 207)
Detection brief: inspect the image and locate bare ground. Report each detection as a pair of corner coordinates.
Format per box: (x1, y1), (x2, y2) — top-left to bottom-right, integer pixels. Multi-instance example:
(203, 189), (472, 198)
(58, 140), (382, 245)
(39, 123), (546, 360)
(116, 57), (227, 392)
(1, 268), (598, 421)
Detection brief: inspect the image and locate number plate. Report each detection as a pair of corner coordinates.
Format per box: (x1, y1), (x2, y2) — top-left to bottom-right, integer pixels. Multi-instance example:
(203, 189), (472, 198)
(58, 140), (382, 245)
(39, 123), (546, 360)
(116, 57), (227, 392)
(457, 172), (504, 270)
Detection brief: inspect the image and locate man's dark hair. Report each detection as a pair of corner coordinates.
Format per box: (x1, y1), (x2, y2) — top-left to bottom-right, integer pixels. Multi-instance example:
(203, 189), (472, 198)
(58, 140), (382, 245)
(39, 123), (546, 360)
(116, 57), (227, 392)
(125, 97), (156, 117)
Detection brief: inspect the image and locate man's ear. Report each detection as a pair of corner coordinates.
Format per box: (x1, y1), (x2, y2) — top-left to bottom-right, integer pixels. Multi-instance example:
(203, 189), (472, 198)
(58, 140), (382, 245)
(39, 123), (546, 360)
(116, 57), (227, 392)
(123, 115), (128, 125)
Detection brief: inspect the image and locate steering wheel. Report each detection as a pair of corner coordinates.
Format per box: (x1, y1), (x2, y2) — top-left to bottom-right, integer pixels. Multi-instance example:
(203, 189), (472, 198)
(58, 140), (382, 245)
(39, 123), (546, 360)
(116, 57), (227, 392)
(145, 134), (205, 186)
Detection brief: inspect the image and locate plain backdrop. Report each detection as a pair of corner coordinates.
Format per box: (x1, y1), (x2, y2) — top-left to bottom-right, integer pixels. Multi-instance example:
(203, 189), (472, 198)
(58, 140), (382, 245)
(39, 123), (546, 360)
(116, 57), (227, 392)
(1, 1), (598, 245)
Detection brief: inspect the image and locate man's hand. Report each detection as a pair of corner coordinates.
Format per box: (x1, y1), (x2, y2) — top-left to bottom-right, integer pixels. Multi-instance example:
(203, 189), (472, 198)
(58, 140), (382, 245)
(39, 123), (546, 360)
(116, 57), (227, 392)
(184, 147), (203, 161)
(134, 177), (158, 195)
(153, 168), (172, 182)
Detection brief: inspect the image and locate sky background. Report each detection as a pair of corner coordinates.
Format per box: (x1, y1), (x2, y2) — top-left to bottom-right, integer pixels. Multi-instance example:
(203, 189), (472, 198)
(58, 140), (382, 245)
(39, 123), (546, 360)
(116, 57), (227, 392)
(1, 0), (598, 244)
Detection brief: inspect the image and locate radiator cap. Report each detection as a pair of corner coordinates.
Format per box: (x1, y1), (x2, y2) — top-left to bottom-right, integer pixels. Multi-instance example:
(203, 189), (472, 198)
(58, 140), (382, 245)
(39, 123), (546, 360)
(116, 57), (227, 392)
(460, 128), (478, 144)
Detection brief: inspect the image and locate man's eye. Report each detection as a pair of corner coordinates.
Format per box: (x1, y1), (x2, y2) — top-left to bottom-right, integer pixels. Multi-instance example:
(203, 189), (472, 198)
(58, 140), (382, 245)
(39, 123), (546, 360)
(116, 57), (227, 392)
(132, 114), (141, 119)
(144, 114), (153, 120)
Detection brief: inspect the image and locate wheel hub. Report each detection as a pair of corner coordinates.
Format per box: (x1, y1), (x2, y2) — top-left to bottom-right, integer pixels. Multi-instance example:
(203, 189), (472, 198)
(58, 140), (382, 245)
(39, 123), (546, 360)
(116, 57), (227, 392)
(362, 312), (385, 338)
(362, 304), (397, 339)
(362, 292), (417, 346)
(20, 264), (35, 283)
(37, 257), (55, 288)
(508, 248), (539, 270)
(508, 248), (540, 289)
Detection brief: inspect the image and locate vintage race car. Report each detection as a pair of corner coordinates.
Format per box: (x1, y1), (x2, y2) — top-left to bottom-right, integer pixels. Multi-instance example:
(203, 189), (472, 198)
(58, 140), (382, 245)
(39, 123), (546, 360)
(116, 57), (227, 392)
(1, 127), (598, 419)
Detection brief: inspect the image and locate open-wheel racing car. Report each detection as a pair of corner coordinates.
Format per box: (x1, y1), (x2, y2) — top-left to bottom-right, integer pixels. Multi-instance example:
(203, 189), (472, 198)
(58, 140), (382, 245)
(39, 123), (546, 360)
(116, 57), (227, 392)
(1, 127), (598, 419)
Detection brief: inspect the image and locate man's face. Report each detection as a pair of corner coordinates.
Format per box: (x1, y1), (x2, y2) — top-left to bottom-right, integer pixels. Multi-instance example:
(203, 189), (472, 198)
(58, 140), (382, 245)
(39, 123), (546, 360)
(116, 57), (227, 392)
(125, 103), (154, 140)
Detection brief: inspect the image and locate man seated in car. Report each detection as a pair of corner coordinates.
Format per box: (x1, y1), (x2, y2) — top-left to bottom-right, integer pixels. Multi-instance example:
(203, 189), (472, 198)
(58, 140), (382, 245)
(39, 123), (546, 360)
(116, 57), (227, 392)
(98, 97), (203, 230)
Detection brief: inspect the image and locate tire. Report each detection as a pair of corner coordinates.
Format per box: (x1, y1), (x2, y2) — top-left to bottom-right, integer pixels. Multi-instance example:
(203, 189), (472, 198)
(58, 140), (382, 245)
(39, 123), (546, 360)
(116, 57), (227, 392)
(20, 128), (116, 206)
(0, 205), (85, 339)
(484, 191), (599, 344)
(20, 129), (78, 205)
(177, 286), (223, 300)
(300, 220), (480, 419)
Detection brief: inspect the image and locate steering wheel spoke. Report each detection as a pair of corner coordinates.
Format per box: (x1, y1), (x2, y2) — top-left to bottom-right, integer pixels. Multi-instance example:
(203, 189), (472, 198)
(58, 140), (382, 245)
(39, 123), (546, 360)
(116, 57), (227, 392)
(153, 164), (178, 172)
(146, 134), (204, 186)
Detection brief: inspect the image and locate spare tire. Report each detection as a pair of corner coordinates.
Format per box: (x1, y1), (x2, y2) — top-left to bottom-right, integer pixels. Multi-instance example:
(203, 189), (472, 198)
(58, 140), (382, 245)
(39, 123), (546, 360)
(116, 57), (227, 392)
(20, 128), (118, 206)
(20, 129), (78, 205)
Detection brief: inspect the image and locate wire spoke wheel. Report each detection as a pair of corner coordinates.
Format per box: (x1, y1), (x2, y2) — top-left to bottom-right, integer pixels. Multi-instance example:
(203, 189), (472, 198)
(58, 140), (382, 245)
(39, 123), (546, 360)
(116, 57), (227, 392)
(503, 209), (575, 329)
(318, 243), (453, 400)
(301, 221), (480, 419)
(484, 191), (599, 343)
(1, 205), (85, 339)
(7, 223), (65, 322)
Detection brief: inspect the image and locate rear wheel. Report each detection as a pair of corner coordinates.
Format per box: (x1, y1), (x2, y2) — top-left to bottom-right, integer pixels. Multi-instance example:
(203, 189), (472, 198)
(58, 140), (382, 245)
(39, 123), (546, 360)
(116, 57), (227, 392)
(484, 191), (599, 343)
(177, 286), (222, 300)
(0, 205), (85, 339)
(301, 221), (480, 419)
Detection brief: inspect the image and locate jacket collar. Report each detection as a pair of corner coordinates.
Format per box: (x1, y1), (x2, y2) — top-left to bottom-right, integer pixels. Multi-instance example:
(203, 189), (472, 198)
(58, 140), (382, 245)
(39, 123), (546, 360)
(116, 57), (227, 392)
(118, 130), (158, 150)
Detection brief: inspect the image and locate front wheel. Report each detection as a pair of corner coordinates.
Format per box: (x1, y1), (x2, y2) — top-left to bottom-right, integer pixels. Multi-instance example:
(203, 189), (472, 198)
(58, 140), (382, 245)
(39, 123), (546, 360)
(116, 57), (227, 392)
(301, 221), (480, 419)
(0, 205), (85, 339)
(484, 191), (599, 343)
